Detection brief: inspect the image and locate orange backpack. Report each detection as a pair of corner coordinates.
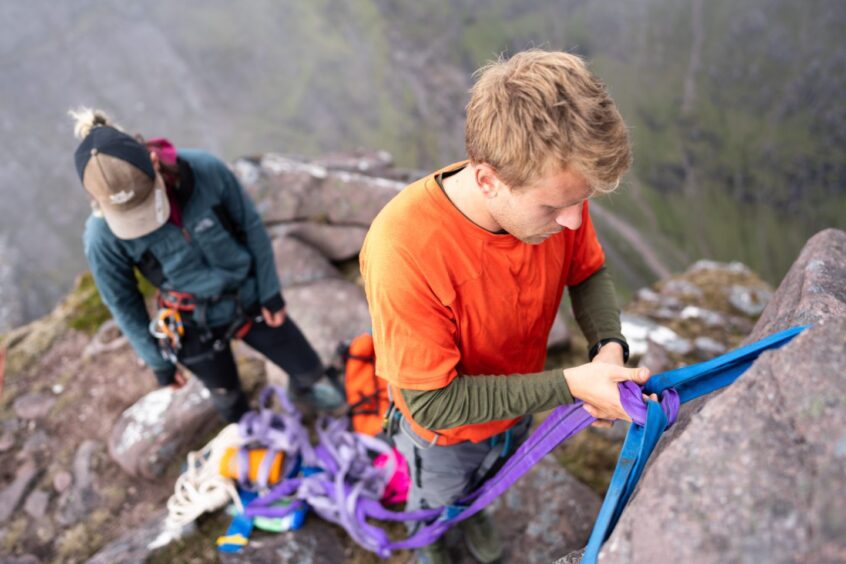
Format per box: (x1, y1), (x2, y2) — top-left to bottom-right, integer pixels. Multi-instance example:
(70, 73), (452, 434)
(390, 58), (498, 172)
(342, 334), (390, 436)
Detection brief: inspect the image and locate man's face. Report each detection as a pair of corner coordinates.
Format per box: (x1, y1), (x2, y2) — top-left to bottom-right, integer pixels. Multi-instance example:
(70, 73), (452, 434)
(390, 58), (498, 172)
(485, 165), (593, 245)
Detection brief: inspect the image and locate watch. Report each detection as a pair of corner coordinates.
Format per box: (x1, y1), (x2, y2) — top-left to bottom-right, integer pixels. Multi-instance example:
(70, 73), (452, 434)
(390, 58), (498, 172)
(589, 338), (630, 364)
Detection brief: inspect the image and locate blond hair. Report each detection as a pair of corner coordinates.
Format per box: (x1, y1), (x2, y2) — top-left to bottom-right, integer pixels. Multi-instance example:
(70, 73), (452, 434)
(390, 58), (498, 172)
(465, 50), (631, 193)
(68, 107), (118, 139)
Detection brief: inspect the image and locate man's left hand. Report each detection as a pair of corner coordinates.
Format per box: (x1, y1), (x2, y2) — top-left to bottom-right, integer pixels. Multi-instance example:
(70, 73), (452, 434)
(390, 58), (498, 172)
(262, 306), (286, 327)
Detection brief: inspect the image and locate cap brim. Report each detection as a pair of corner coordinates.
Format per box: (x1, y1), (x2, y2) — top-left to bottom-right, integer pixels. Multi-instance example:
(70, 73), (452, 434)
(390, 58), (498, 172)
(100, 176), (171, 240)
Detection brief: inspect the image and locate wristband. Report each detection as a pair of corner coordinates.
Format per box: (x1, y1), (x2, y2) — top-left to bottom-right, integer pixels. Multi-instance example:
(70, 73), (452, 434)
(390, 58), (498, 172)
(589, 338), (630, 364)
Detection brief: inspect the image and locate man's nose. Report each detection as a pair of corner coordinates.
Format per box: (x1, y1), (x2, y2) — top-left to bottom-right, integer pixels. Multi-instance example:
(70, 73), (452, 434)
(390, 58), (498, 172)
(555, 203), (583, 230)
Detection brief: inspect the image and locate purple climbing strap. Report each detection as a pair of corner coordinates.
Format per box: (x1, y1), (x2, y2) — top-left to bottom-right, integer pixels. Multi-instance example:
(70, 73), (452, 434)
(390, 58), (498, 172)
(374, 381), (677, 553)
(244, 381), (675, 557)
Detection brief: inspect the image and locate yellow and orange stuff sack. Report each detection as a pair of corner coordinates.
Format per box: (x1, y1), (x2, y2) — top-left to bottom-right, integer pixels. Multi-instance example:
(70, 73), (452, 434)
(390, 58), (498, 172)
(343, 334), (389, 436)
(219, 447), (284, 486)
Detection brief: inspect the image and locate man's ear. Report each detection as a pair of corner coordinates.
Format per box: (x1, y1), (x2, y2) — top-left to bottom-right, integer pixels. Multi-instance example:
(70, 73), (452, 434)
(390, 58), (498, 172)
(474, 163), (502, 199)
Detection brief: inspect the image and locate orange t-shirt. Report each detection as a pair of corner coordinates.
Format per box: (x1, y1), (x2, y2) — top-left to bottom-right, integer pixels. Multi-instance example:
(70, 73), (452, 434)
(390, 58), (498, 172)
(360, 162), (605, 444)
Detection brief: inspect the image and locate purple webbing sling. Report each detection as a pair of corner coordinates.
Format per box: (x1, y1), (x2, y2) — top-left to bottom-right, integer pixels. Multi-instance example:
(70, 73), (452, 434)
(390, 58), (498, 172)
(244, 382), (676, 557)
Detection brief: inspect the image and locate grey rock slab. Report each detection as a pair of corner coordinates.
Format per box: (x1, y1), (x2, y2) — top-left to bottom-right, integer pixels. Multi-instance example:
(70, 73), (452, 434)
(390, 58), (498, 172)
(727, 284), (772, 317)
(0, 429), (15, 452)
(23, 489), (49, 519)
(0, 458), (39, 523)
(21, 429), (50, 455)
(272, 235), (340, 288)
(12, 392), (55, 419)
(58, 439), (102, 526)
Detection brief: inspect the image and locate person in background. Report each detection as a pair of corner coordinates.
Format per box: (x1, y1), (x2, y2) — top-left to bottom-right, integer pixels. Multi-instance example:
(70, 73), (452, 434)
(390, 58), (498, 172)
(360, 50), (652, 563)
(72, 108), (343, 423)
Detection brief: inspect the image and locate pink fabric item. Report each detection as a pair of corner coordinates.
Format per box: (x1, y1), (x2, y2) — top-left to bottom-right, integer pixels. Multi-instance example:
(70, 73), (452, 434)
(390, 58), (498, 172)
(374, 447), (410, 505)
(145, 137), (182, 227)
(145, 137), (178, 166)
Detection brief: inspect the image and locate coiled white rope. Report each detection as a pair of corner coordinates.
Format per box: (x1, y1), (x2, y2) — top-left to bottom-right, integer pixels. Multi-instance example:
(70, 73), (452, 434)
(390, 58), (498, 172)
(148, 423), (245, 550)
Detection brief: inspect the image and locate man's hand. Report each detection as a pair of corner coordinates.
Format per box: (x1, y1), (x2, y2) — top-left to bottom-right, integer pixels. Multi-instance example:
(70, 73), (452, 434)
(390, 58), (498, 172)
(170, 370), (188, 390)
(590, 341), (626, 427)
(563, 362), (651, 422)
(262, 306), (286, 327)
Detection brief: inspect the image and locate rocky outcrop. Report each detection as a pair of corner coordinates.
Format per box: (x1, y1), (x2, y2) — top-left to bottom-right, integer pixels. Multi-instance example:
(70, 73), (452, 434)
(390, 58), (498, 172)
(595, 229), (846, 563)
(623, 259), (770, 374)
(236, 154), (406, 226)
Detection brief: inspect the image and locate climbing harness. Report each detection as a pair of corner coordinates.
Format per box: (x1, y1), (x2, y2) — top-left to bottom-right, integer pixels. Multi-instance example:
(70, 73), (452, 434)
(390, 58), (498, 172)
(149, 289), (256, 364)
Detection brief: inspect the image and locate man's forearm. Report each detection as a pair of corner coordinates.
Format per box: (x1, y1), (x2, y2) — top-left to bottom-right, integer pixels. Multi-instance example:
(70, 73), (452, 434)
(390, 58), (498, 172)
(569, 265), (625, 350)
(401, 369), (573, 430)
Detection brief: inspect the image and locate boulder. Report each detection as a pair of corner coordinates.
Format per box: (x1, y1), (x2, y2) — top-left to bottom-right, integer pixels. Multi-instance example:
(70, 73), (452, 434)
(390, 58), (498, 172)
(597, 229), (846, 563)
(256, 154), (402, 226)
(272, 236), (340, 288)
(12, 392), (55, 420)
(304, 170), (403, 226)
(312, 149), (394, 176)
(283, 279), (372, 366)
(57, 439), (102, 526)
(273, 222), (369, 261)
(0, 429), (14, 452)
(490, 458), (601, 563)
(107, 378), (220, 480)
(23, 489), (49, 519)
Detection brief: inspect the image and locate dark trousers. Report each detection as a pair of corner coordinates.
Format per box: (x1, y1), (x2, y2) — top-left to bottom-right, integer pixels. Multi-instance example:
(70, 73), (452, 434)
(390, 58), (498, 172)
(177, 315), (323, 422)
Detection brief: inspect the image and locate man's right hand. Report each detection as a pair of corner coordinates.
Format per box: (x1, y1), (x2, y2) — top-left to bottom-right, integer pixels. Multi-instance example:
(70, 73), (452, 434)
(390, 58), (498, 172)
(563, 363), (651, 421)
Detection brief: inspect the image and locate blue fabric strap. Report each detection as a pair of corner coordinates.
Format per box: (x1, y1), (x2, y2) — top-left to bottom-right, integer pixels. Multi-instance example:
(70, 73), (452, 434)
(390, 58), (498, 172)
(582, 325), (806, 563)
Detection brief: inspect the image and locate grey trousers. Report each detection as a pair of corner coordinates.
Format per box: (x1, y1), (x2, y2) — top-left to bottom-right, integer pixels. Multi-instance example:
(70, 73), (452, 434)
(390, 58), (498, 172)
(394, 415), (533, 523)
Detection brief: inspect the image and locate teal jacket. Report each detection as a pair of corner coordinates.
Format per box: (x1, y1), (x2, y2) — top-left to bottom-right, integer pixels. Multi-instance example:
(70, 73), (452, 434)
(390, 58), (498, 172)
(83, 149), (282, 383)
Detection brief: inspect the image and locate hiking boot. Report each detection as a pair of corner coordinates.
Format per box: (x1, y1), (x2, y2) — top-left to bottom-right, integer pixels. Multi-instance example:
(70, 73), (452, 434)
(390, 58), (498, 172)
(460, 510), (502, 563)
(287, 375), (346, 413)
(416, 536), (451, 564)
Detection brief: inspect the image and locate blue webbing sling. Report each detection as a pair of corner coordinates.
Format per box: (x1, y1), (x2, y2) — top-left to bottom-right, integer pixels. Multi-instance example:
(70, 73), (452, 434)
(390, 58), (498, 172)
(581, 325), (807, 563)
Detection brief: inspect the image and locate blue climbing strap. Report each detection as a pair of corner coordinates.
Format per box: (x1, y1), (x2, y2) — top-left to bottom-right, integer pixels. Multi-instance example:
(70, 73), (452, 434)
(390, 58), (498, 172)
(582, 325), (807, 563)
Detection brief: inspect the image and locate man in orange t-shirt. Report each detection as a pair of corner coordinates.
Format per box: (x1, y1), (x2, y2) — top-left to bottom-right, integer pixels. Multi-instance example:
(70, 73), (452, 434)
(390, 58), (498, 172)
(361, 50), (652, 563)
